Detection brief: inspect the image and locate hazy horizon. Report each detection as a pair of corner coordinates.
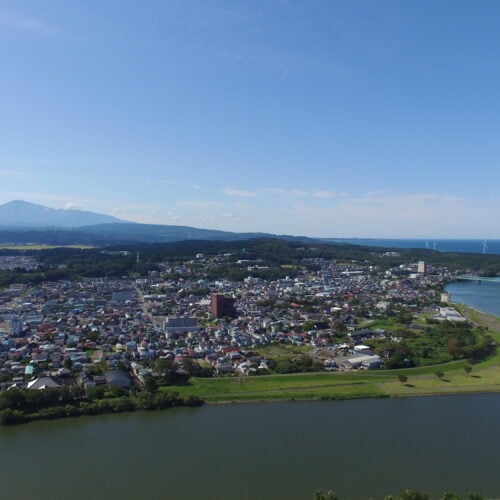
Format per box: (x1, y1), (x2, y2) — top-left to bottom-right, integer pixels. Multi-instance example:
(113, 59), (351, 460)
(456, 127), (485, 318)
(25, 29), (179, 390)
(1, 1), (499, 238)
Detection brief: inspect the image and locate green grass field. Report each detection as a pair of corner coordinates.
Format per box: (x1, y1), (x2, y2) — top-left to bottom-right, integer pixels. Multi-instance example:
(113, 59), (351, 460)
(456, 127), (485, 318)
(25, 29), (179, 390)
(164, 304), (500, 403)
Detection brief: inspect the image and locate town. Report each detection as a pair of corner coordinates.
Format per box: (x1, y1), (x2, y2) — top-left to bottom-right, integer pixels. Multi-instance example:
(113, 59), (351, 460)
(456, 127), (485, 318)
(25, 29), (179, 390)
(1, 243), (480, 400)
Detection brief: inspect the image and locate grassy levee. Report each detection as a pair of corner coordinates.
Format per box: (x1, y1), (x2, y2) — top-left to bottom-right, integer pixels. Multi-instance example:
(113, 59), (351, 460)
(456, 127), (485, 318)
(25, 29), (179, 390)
(162, 373), (387, 402)
(165, 304), (500, 403)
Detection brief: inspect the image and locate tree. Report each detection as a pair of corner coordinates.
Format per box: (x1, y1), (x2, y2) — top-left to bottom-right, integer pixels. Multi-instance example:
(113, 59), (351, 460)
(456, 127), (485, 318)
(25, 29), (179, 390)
(143, 375), (158, 394)
(313, 491), (338, 500)
(398, 374), (408, 385)
(441, 493), (460, 500)
(0, 408), (26, 426)
(86, 385), (105, 400)
(435, 371), (444, 380)
(464, 366), (472, 376)
(399, 491), (430, 500)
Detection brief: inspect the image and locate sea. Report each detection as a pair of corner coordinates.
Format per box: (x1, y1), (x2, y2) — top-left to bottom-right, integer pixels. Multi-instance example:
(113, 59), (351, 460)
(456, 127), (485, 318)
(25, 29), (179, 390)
(324, 238), (500, 254)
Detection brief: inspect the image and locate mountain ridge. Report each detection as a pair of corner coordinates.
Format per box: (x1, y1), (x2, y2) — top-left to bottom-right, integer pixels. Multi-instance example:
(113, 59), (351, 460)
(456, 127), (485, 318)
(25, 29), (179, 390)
(0, 200), (314, 245)
(0, 200), (125, 228)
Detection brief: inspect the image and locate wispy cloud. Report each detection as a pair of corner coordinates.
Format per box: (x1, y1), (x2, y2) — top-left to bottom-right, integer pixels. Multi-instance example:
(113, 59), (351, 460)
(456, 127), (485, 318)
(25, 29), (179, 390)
(64, 202), (84, 210)
(0, 168), (39, 180)
(260, 187), (307, 197)
(0, 192), (85, 207)
(260, 187), (337, 199)
(144, 178), (175, 186)
(180, 200), (222, 210)
(284, 192), (494, 238)
(0, 12), (57, 35)
(223, 188), (256, 197)
(312, 190), (335, 199)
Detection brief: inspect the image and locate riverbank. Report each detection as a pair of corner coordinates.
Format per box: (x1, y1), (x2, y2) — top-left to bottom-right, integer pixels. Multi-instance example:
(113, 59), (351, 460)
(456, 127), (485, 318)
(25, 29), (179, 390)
(3, 305), (499, 426)
(165, 304), (500, 404)
(0, 389), (203, 426)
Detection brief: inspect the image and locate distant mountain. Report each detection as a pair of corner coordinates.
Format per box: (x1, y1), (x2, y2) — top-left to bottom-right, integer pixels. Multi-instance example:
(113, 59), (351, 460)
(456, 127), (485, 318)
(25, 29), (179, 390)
(0, 224), (314, 246)
(77, 222), (300, 244)
(0, 200), (316, 245)
(0, 200), (125, 228)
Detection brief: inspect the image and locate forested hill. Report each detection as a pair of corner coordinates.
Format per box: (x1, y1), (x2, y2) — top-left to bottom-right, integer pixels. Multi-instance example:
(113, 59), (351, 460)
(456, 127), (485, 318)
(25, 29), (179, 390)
(1, 238), (499, 288)
(0, 223), (312, 246)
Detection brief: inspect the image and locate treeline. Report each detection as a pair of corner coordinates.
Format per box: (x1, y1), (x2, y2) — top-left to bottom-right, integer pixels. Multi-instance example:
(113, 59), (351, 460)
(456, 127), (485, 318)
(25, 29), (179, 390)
(32, 238), (500, 274)
(0, 385), (203, 426)
(367, 322), (494, 369)
(1, 238), (499, 288)
(267, 355), (324, 374)
(0, 229), (110, 246)
(313, 490), (484, 500)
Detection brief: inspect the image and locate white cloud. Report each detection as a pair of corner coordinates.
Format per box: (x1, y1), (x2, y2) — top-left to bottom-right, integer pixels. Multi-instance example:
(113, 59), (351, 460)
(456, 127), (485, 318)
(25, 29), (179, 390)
(223, 188), (256, 197)
(64, 202), (84, 210)
(0, 192), (86, 208)
(193, 191), (498, 238)
(180, 201), (222, 210)
(260, 187), (307, 197)
(0, 168), (38, 180)
(284, 192), (498, 238)
(144, 178), (175, 186)
(312, 190), (335, 199)
(260, 187), (338, 199)
(0, 12), (57, 35)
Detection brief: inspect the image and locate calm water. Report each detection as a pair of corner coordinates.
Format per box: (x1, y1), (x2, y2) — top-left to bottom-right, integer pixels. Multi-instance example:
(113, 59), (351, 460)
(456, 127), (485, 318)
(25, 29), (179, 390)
(446, 281), (500, 316)
(1, 395), (500, 500)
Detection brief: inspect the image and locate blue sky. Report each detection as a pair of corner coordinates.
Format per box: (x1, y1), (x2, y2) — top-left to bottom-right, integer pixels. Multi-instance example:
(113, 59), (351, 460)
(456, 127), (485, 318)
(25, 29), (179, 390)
(1, 0), (499, 237)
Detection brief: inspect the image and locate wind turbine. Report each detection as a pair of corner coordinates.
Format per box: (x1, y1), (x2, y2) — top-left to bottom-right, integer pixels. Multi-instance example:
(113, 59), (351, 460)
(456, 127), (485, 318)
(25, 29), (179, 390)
(482, 240), (488, 255)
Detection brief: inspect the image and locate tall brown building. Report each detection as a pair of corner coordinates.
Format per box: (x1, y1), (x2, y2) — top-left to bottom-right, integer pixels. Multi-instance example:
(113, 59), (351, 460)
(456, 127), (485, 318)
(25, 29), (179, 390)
(210, 294), (237, 318)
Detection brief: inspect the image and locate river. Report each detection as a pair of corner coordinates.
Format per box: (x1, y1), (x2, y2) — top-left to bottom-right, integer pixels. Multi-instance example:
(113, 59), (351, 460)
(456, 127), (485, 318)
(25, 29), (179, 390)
(1, 394), (499, 499)
(445, 280), (500, 316)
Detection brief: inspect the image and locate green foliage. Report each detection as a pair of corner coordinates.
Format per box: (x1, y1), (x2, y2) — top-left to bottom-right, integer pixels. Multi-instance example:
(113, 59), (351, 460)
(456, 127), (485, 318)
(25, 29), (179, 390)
(397, 491), (430, 500)
(441, 493), (461, 500)
(313, 491), (338, 500)
(0, 384), (204, 426)
(1, 237), (499, 287)
(314, 491), (483, 500)
(0, 408), (26, 426)
(368, 322), (493, 369)
(143, 375), (159, 393)
(273, 355), (322, 374)
(86, 385), (106, 400)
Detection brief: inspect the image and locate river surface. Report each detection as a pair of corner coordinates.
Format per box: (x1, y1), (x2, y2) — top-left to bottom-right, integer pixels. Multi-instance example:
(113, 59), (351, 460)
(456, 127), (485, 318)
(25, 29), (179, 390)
(1, 394), (500, 499)
(445, 281), (500, 316)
